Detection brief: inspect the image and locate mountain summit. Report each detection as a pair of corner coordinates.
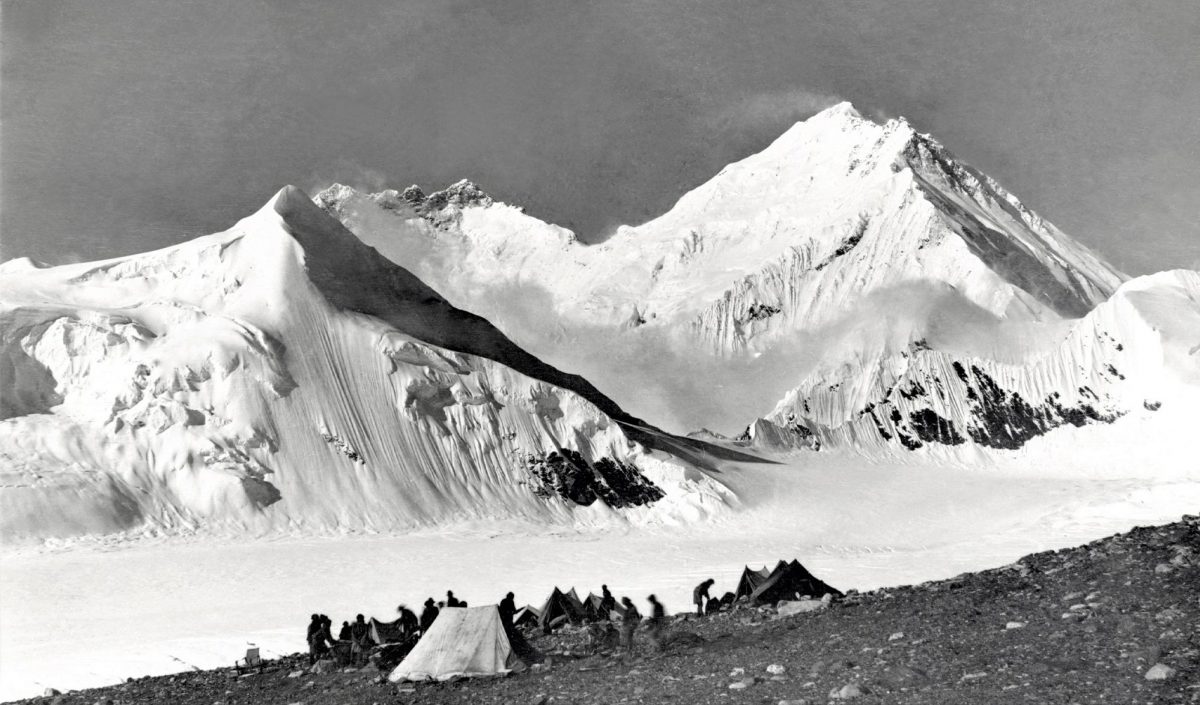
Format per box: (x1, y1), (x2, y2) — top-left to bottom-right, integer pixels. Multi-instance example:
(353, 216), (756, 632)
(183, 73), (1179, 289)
(0, 187), (736, 542)
(316, 106), (1196, 456)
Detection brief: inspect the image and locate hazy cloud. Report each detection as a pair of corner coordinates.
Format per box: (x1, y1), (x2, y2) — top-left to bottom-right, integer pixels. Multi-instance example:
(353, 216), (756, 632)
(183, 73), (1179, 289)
(707, 88), (844, 134)
(305, 159), (394, 197)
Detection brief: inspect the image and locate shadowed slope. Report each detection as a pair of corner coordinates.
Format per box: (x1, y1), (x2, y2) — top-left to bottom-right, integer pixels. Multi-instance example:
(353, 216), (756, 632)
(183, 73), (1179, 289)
(272, 185), (765, 466)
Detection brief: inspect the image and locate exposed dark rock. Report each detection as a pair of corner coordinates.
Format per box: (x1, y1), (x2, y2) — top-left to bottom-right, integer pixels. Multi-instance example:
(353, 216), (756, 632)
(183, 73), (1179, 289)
(815, 216), (869, 271)
(321, 432), (362, 463)
(890, 408), (924, 450)
(898, 381), (927, 401)
(424, 180), (494, 210)
(745, 302), (782, 321)
(400, 185), (426, 203)
(524, 449), (663, 508)
(850, 360), (1121, 451)
(908, 408), (966, 445)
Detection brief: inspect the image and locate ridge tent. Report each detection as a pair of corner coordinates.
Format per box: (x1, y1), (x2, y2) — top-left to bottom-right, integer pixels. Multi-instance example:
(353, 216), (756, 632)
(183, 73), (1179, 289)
(735, 564), (774, 599)
(513, 605), (541, 629)
(583, 593), (607, 621)
(564, 588), (586, 614)
(538, 587), (586, 633)
(749, 559), (842, 605)
(581, 592), (627, 621)
(387, 606), (514, 682)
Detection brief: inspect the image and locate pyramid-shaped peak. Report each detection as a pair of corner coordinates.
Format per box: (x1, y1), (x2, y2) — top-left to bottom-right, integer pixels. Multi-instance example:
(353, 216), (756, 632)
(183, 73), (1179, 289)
(810, 100), (864, 122)
(270, 184), (324, 218)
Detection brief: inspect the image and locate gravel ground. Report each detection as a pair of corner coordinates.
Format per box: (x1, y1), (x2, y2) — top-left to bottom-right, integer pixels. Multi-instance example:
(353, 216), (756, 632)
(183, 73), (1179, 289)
(15, 515), (1198, 705)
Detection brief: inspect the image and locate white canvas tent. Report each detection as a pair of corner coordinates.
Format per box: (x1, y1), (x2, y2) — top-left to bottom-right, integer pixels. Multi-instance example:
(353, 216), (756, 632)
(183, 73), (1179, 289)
(387, 606), (514, 682)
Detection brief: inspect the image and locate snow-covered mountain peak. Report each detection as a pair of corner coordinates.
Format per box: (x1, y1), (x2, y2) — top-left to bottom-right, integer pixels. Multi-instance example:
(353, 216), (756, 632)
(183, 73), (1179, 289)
(0, 187), (751, 541)
(314, 109), (1136, 435)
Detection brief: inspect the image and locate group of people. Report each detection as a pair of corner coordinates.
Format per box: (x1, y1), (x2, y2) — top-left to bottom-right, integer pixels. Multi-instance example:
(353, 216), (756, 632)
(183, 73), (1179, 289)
(617, 578), (726, 654)
(305, 578), (727, 665)
(305, 589), (470, 666)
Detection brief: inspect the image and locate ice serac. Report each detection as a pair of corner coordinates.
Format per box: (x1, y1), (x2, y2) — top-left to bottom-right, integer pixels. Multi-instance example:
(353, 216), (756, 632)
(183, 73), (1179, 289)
(753, 270), (1200, 453)
(0, 187), (739, 542)
(316, 102), (1137, 440)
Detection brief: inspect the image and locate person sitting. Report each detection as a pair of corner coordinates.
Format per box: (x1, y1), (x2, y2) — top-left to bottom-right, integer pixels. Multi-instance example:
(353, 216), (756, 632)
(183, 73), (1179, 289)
(693, 578), (715, 616)
(349, 614), (373, 666)
(419, 598), (440, 635)
(338, 620), (352, 641)
(446, 590), (463, 608)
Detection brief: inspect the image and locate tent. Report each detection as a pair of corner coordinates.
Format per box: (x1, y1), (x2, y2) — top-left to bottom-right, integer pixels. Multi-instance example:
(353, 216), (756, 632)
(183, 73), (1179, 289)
(369, 617), (407, 645)
(512, 605), (541, 629)
(387, 606), (514, 682)
(538, 587), (586, 633)
(564, 588), (586, 614)
(583, 593), (603, 620)
(735, 564), (774, 599)
(581, 592), (627, 621)
(749, 559), (842, 604)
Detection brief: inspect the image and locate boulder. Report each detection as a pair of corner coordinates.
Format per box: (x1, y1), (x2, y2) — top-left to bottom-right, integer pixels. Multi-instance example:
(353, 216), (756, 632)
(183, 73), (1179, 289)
(1144, 663), (1176, 681)
(829, 683), (865, 699)
(310, 659), (336, 675)
(776, 599), (827, 618)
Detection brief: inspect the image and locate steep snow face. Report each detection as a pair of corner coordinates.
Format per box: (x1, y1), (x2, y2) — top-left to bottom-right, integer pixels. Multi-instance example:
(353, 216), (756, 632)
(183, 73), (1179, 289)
(752, 270), (1200, 454)
(0, 187), (735, 543)
(317, 103), (1125, 435)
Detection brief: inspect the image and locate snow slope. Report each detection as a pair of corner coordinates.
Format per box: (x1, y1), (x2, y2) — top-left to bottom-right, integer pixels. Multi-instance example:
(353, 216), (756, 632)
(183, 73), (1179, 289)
(316, 103), (1131, 438)
(753, 270), (1200, 454)
(5, 449), (1199, 700)
(0, 187), (736, 543)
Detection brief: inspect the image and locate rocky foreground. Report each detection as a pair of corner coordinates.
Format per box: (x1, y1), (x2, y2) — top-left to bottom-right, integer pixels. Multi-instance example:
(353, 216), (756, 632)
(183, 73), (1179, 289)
(18, 517), (1199, 705)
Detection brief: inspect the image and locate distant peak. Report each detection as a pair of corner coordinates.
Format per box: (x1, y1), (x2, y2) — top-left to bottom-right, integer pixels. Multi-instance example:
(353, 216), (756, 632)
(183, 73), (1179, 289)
(271, 184), (324, 219)
(425, 179), (494, 210)
(812, 100), (864, 121)
(248, 184), (364, 249)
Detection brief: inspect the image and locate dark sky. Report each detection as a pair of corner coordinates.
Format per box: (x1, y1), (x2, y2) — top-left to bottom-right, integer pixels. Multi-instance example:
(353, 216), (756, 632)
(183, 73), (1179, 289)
(3, 0), (1198, 274)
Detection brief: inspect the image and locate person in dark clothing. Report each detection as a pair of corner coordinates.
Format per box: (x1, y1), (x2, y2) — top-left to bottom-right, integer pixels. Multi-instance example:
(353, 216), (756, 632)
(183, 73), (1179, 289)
(349, 614), (372, 666)
(693, 578), (715, 616)
(338, 621), (352, 641)
(598, 584), (616, 619)
(306, 614), (327, 665)
(619, 597), (641, 655)
(647, 594), (667, 648)
(498, 592), (516, 635)
(319, 615), (334, 649)
(419, 598), (440, 635)
(396, 604), (419, 638)
(446, 590), (463, 608)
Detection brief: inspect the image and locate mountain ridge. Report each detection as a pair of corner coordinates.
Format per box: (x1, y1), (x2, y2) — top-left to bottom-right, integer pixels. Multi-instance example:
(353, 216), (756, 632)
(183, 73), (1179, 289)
(0, 187), (744, 542)
(314, 103), (1156, 442)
